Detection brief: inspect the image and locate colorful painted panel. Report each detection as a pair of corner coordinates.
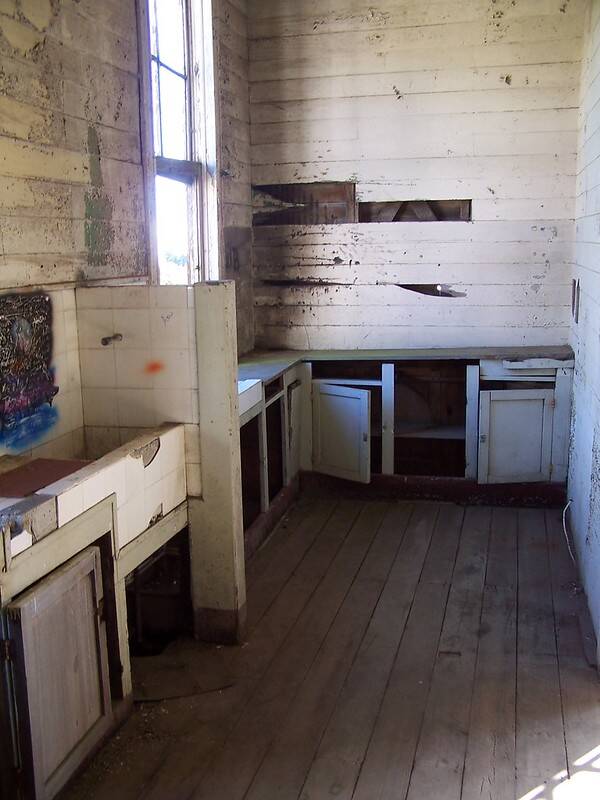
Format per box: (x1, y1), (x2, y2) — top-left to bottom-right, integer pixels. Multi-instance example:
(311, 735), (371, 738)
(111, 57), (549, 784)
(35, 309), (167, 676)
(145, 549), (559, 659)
(0, 293), (59, 450)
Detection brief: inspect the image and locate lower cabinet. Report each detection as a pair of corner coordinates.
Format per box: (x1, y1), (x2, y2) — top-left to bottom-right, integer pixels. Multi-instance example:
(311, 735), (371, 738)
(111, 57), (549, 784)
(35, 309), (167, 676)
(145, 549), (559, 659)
(309, 359), (573, 486)
(477, 389), (555, 483)
(312, 383), (371, 483)
(5, 547), (112, 800)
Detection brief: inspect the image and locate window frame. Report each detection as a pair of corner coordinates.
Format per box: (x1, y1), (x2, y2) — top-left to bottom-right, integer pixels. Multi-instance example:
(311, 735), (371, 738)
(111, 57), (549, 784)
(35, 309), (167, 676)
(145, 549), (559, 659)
(137, 0), (218, 285)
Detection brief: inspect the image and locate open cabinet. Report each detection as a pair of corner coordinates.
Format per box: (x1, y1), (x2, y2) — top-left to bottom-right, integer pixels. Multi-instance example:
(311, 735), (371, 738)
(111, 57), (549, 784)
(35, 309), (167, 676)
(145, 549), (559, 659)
(311, 361), (473, 484)
(5, 547), (112, 800)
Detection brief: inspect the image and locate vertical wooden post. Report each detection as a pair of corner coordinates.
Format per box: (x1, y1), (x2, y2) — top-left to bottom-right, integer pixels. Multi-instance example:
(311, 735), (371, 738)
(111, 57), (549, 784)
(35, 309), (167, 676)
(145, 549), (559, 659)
(551, 367), (573, 483)
(465, 365), (480, 480)
(190, 281), (246, 644)
(258, 409), (269, 513)
(299, 362), (313, 471)
(381, 363), (395, 475)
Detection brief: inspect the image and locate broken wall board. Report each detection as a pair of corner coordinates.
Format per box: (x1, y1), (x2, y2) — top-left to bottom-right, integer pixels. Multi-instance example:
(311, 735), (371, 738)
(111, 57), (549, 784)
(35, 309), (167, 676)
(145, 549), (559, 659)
(248, 0), (583, 350)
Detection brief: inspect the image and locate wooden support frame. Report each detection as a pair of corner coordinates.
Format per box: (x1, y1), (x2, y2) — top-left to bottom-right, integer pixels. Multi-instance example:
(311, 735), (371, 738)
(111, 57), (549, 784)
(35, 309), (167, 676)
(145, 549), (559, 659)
(192, 282), (246, 644)
(381, 364), (395, 475)
(116, 502), (188, 581)
(258, 409), (270, 513)
(551, 368), (573, 484)
(465, 365), (480, 480)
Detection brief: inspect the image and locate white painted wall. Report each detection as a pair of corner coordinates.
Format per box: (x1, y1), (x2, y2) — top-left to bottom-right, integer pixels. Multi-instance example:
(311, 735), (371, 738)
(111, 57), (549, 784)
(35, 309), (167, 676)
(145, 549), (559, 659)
(570, 0), (600, 645)
(215, 0), (255, 355)
(0, 0), (146, 285)
(249, 0), (586, 349)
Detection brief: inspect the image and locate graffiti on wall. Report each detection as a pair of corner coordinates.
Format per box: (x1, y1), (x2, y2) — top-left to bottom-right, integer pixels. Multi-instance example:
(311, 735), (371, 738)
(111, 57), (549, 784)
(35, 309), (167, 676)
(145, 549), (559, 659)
(0, 293), (59, 451)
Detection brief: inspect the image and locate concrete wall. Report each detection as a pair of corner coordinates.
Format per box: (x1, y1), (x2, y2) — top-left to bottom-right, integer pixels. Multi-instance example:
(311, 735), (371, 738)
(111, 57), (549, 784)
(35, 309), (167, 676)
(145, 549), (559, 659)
(570, 0), (600, 644)
(249, 0), (586, 349)
(0, 0), (147, 287)
(214, 0), (254, 354)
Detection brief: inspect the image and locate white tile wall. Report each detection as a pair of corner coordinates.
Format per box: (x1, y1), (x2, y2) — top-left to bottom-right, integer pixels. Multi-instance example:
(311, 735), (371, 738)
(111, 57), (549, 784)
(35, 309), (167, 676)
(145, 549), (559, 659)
(76, 286), (199, 429)
(37, 424), (187, 548)
(76, 284), (202, 508)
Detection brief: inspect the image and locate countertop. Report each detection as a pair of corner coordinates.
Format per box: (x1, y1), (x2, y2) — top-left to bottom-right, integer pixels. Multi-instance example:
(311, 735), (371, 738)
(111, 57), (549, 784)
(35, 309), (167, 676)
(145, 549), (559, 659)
(238, 346), (574, 383)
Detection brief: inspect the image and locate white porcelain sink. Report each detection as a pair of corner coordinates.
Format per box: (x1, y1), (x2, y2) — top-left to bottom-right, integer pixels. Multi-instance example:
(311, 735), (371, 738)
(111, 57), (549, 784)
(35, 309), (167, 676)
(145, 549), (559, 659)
(238, 379), (262, 416)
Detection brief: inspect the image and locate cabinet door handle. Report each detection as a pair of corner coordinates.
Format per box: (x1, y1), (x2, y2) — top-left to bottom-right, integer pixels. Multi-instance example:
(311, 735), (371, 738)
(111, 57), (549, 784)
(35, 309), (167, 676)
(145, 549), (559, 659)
(362, 433), (368, 443)
(480, 434), (487, 443)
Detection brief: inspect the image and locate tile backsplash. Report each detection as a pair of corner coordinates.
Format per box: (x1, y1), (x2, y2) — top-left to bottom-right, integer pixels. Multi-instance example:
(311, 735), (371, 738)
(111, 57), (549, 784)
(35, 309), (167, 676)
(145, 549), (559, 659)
(76, 286), (198, 429)
(76, 285), (202, 498)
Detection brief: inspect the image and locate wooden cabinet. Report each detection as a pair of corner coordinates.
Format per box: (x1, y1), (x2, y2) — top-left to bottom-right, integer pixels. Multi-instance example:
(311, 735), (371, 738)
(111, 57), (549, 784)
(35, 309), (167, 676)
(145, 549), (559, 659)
(477, 360), (573, 484)
(312, 383), (371, 483)
(5, 547), (112, 800)
(311, 361), (472, 482)
(239, 352), (573, 501)
(308, 356), (573, 486)
(477, 389), (555, 483)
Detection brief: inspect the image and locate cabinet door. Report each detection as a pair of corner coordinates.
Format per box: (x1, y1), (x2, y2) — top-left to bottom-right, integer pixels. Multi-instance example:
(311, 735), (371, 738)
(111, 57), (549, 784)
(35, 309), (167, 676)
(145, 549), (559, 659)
(313, 383), (371, 483)
(478, 389), (554, 483)
(7, 546), (112, 800)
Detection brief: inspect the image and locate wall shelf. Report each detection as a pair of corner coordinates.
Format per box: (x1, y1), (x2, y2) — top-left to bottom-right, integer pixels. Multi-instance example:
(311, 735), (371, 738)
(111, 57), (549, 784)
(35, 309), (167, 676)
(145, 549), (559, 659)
(394, 423), (466, 440)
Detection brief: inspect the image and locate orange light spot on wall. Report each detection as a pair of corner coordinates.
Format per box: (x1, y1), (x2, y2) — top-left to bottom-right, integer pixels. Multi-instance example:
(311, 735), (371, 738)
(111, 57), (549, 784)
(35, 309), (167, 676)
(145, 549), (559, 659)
(144, 360), (165, 375)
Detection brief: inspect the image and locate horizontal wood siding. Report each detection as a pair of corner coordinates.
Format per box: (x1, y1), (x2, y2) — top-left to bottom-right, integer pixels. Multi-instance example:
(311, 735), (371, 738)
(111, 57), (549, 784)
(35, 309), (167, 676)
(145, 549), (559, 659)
(215, 0), (254, 354)
(248, 0), (585, 349)
(570, 0), (600, 647)
(0, 0), (147, 287)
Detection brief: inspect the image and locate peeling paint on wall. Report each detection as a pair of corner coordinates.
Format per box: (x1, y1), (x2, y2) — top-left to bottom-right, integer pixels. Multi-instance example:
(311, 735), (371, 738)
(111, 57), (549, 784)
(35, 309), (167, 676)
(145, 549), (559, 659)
(84, 125), (115, 268)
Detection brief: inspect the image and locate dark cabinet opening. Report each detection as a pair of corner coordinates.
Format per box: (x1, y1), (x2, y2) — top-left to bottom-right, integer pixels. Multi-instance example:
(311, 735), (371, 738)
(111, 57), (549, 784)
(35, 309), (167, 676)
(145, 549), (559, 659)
(240, 415), (262, 530)
(266, 399), (284, 502)
(125, 529), (192, 657)
(393, 361), (467, 477)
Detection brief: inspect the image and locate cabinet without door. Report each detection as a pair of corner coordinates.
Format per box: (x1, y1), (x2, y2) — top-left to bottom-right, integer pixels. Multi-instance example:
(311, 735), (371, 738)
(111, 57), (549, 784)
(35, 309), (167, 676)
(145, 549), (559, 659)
(5, 546), (112, 800)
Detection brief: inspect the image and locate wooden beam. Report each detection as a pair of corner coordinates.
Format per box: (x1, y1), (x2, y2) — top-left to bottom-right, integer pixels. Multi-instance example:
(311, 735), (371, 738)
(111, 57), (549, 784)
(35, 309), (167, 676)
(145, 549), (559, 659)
(191, 281), (247, 644)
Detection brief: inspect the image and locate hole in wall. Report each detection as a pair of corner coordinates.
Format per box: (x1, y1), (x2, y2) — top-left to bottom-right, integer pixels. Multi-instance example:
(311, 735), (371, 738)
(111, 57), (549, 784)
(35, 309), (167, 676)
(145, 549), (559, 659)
(253, 183), (357, 226)
(359, 199), (472, 222)
(253, 183), (472, 226)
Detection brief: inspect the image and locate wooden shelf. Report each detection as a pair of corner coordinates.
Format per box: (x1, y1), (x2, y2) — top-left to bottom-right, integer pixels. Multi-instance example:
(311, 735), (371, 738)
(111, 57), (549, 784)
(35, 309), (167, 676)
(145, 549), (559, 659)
(394, 423), (466, 440)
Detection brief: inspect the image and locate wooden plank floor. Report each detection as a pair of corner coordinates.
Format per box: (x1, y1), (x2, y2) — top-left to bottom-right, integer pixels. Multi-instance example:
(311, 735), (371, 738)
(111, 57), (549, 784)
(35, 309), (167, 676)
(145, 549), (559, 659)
(62, 492), (600, 800)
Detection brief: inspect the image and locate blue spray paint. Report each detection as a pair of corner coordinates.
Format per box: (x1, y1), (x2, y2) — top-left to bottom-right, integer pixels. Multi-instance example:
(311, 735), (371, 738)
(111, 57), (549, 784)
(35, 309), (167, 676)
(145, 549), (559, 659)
(0, 293), (59, 452)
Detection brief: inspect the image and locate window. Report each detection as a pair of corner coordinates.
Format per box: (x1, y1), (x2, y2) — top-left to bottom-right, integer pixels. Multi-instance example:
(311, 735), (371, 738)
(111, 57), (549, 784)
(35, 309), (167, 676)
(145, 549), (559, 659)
(140, 0), (216, 284)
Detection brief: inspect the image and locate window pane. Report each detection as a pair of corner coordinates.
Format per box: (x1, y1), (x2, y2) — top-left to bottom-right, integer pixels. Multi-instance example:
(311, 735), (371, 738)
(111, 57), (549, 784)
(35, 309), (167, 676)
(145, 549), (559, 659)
(158, 67), (187, 159)
(151, 60), (162, 156)
(155, 0), (186, 75)
(155, 176), (190, 285)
